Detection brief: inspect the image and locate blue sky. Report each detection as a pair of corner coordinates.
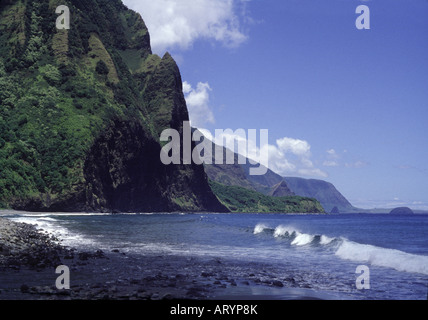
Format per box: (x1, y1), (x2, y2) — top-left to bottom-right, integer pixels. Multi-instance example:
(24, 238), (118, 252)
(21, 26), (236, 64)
(123, 0), (428, 210)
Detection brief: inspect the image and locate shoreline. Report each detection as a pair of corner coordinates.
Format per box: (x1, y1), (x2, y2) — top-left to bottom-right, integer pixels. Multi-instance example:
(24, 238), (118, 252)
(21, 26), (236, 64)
(0, 216), (338, 300)
(0, 209), (328, 216)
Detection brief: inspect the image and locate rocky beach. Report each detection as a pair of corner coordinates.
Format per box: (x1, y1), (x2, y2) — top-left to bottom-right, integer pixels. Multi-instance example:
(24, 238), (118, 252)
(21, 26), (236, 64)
(0, 217), (329, 301)
(0, 217), (66, 271)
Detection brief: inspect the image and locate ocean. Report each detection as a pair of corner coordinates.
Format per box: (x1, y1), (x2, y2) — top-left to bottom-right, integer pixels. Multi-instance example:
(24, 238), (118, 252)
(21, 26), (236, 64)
(2, 212), (427, 300)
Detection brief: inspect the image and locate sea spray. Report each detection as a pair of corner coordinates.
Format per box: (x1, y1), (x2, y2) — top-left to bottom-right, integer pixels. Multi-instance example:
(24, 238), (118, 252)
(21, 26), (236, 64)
(8, 215), (101, 251)
(253, 223), (270, 234)
(273, 225), (297, 238)
(291, 233), (315, 246)
(335, 240), (428, 275)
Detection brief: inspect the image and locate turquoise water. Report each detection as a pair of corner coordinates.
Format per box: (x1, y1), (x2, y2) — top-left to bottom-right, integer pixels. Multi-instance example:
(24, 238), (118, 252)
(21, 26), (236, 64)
(3, 212), (428, 300)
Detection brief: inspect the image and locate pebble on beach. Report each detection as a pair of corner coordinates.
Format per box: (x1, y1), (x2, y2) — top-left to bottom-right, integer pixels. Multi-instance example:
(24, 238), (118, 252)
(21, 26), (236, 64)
(0, 218), (66, 271)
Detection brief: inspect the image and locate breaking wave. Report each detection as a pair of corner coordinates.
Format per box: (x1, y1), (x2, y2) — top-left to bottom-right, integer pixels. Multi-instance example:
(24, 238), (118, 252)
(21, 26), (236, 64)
(253, 223), (428, 275)
(7, 215), (101, 250)
(335, 240), (428, 275)
(253, 223), (271, 234)
(254, 224), (337, 247)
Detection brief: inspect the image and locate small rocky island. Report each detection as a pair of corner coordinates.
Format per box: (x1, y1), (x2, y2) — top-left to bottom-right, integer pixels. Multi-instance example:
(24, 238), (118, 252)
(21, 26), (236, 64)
(389, 207), (414, 215)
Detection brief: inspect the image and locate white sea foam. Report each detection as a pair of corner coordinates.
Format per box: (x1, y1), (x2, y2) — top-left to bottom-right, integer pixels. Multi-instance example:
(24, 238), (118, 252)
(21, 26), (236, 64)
(253, 223), (270, 234)
(1, 211), (111, 217)
(272, 225), (318, 246)
(258, 224), (329, 247)
(254, 221), (428, 275)
(291, 233), (315, 246)
(8, 215), (99, 250)
(335, 239), (428, 275)
(273, 225), (297, 238)
(320, 235), (335, 245)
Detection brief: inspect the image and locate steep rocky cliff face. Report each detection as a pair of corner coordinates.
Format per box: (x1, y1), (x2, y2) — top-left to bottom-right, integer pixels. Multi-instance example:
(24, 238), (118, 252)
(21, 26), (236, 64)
(284, 177), (354, 213)
(198, 135), (353, 213)
(0, 0), (227, 212)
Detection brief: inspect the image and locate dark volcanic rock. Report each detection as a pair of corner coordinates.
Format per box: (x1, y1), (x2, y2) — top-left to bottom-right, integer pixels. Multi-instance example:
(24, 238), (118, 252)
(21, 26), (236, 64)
(272, 280), (284, 287)
(0, 218), (68, 270)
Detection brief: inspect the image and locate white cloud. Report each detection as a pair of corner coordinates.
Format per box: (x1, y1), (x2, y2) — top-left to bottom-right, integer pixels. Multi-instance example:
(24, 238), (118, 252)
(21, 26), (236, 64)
(276, 137), (311, 157)
(123, 0), (250, 54)
(323, 148), (340, 167)
(323, 149), (370, 170)
(200, 130), (327, 178)
(323, 160), (339, 167)
(327, 149), (337, 156)
(270, 137), (327, 178)
(183, 81), (215, 128)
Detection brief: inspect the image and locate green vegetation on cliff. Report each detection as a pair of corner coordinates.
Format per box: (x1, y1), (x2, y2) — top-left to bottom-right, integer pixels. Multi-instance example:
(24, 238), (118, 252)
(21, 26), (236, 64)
(0, 0), (328, 214)
(209, 180), (325, 214)
(0, 0), (226, 213)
